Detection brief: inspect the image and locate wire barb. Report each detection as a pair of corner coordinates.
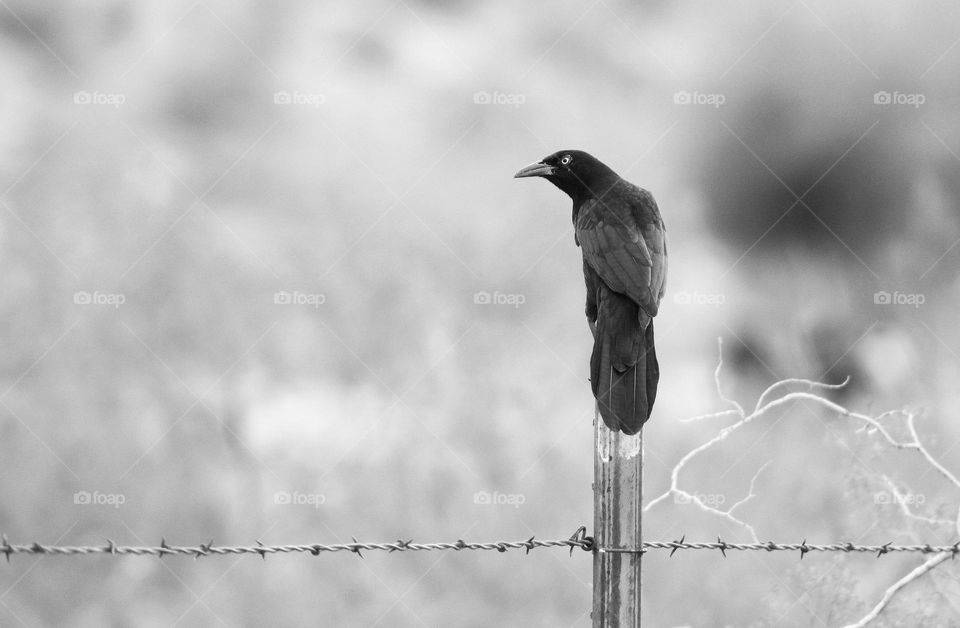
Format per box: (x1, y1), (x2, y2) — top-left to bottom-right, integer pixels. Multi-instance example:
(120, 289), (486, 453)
(877, 542), (891, 558)
(568, 526), (589, 556)
(390, 539), (412, 553)
(669, 535), (685, 558)
(194, 539), (213, 559)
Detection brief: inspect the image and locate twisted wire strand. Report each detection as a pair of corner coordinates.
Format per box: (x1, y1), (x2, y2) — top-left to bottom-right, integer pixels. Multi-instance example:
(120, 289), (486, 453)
(0, 536), (586, 560)
(612, 538), (960, 558)
(2, 530), (957, 561)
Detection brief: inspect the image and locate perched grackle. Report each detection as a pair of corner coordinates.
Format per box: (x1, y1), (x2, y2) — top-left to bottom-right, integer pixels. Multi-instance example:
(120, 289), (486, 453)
(515, 150), (667, 434)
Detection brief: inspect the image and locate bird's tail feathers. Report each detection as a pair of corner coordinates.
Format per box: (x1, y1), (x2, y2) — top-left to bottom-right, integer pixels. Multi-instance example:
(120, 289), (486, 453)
(590, 290), (658, 434)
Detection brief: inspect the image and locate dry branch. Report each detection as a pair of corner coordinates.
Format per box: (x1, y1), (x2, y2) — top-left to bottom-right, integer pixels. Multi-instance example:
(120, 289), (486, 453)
(647, 338), (960, 626)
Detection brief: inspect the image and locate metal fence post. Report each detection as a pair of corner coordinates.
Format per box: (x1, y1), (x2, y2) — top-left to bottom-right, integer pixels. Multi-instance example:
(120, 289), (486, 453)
(592, 408), (643, 627)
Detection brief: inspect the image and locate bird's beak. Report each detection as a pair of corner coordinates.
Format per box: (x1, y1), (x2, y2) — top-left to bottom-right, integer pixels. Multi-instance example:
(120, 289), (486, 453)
(513, 161), (555, 178)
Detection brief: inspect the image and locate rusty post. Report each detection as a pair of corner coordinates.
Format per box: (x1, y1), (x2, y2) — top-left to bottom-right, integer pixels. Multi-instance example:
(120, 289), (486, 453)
(592, 407), (643, 626)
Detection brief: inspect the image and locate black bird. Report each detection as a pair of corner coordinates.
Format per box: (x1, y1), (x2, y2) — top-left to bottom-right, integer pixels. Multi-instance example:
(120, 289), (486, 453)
(515, 150), (667, 434)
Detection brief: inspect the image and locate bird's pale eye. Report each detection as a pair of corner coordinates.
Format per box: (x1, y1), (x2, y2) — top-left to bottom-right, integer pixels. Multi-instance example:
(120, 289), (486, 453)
(560, 155), (572, 165)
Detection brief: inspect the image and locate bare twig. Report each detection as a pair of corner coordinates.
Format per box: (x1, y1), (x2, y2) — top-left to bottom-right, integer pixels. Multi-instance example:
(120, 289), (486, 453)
(679, 409), (741, 423)
(904, 412), (960, 490)
(754, 376), (850, 414)
(728, 461), (772, 516)
(842, 552), (953, 628)
(649, 338), (960, 626)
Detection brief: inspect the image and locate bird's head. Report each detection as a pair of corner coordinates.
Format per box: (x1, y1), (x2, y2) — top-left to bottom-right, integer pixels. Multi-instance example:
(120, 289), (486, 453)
(513, 150), (620, 201)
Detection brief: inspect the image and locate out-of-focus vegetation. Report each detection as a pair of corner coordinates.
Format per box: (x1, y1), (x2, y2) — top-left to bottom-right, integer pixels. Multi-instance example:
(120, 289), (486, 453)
(1, 0), (959, 625)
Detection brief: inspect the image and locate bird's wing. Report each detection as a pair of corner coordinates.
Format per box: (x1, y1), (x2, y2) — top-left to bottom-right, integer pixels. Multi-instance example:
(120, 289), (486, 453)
(576, 185), (666, 317)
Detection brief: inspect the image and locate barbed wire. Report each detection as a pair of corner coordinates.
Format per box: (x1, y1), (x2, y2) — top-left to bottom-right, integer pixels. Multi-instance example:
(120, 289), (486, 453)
(0, 530), (591, 560)
(611, 537), (960, 558)
(2, 529), (957, 561)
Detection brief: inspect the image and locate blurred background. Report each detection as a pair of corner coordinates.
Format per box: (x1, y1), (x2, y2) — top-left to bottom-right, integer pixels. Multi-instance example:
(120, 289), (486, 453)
(1, 0), (959, 626)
